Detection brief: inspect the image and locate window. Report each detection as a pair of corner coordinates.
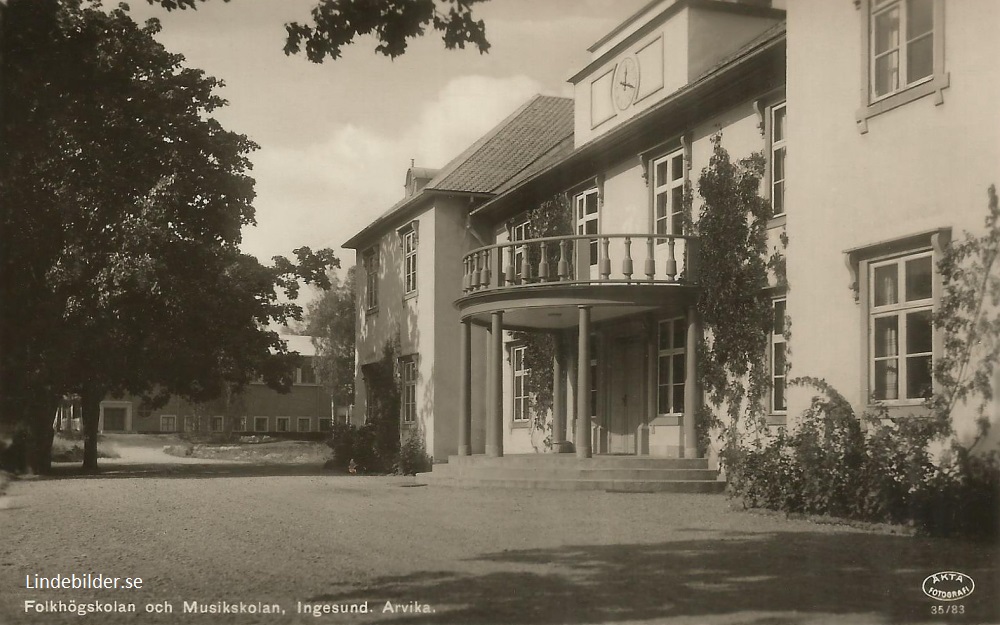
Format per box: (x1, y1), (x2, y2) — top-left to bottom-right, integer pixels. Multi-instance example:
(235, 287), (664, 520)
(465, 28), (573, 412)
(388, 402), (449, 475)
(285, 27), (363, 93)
(657, 318), (686, 415)
(575, 188), (600, 265)
(210, 416), (224, 432)
(297, 363), (316, 385)
(297, 417), (312, 432)
(160, 415), (176, 432)
(402, 228), (417, 295)
(183, 416), (196, 432)
(858, 0), (946, 131)
(510, 220), (529, 281)
(511, 345), (530, 422)
(363, 247), (379, 311)
(234, 416), (247, 432)
(652, 148), (686, 236)
(276, 417), (291, 433)
(364, 367), (377, 420)
(870, 251), (934, 401)
(254, 416), (268, 432)
(870, 0), (934, 100)
(401, 358), (417, 424)
(770, 103), (787, 218)
(771, 298), (788, 413)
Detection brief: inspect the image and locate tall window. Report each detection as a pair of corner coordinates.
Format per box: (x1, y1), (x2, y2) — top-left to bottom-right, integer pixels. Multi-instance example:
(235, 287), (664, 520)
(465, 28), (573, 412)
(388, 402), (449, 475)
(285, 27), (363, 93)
(870, 0), (934, 100)
(254, 416), (268, 432)
(401, 358), (417, 424)
(160, 415), (176, 432)
(510, 220), (529, 281)
(299, 362), (316, 385)
(870, 251), (934, 401)
(363, 247), (379, 311)
(771, 298), (788, 413)
(297, 417), (311, 432)
(652, 149), (685, 236)
(770, 103), (787, 217)
(575, 188), (599, 266)
(402, 228), (417, 295)
(511, 345), (529, 422)
(210, 416), (224, 432)
(234, 416), (247, 432)
(276, 417), (290, 433)
(658, 319), (686, 415)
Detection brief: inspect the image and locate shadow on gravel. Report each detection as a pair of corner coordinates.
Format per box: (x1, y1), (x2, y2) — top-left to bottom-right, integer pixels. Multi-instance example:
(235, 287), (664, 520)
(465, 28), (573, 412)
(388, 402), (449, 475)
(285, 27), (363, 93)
(307, 531), (998, 625)
(39, 463), (337, 480)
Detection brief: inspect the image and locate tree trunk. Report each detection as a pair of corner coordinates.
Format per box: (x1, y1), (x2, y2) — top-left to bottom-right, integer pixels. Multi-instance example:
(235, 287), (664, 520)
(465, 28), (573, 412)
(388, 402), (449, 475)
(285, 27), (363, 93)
(81, 386), (102, 473)
(22, 394), (57, 475)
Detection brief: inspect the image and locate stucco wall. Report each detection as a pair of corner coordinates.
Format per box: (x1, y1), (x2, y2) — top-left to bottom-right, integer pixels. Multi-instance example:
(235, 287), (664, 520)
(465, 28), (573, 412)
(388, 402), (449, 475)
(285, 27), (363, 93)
(785, 0), (1000, 446)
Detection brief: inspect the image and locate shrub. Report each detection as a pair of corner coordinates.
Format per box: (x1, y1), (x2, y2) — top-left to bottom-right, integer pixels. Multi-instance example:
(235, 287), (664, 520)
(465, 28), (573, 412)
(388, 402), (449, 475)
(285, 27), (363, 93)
(726, 379), (998, 541)
(396, 433), (432, 475)
(326, 422), (389, 473)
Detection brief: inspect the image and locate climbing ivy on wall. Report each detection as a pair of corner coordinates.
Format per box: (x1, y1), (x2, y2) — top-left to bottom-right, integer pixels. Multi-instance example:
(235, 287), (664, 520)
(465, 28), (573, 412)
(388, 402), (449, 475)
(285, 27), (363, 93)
(690, 135), (776, 452)
(512, 193), (573, 443)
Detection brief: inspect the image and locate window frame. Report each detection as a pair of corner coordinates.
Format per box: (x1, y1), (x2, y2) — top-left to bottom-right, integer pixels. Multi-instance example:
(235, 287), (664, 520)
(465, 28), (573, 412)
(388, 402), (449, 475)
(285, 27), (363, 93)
(254, 416), (269, 433)
(275, 417), (291, 433)
(233, 416), (247, 432)
(510, 219), (529, 282)
(362, 246), (380, 313)
(769, 102), (787, 219)
(770, 297), (788, 415)
(210, 415), (224, 433)
(401, 356), (417, 425)
(868, 250), (935, 404)
(650, 147), (687, 237)
(856, 0), (948, 133)
(160, 414), (176, 432)
(297, 417), (312, 433)
(401, 227), (418, 296)
(574, 187), (600, 267)
(657, 318), (687, 417)
(510, 344), (530, 424)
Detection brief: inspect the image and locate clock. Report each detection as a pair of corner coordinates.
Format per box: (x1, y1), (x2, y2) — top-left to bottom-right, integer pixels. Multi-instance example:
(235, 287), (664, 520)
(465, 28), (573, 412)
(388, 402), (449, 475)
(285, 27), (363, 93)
(612, 57), (638, 111)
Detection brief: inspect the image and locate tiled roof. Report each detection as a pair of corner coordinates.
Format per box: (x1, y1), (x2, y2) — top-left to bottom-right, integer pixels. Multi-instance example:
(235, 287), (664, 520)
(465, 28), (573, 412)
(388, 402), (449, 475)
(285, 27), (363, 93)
(428, 95), (574, 194)
(343, 94), (573, 248)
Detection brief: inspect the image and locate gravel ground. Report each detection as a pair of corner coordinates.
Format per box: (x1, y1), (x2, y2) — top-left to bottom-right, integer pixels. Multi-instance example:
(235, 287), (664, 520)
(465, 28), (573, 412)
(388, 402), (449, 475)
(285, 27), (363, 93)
(0, 454), (996, 625)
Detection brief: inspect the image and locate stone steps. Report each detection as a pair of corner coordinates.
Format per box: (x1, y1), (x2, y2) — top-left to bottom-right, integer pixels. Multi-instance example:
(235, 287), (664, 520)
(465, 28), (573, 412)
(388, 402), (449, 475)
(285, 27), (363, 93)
(416, 454), (725, 493)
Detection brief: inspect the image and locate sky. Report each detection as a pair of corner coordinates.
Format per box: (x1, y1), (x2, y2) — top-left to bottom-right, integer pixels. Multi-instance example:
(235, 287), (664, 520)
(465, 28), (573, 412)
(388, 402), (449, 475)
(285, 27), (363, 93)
(126, 0), (650, 282)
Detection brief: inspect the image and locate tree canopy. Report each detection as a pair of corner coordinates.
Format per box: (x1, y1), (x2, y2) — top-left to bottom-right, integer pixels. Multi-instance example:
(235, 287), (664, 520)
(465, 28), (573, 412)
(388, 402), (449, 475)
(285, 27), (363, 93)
(0, 0), (338, 471)
(306, 266), (357, 407)
(147, 0), (491, 62)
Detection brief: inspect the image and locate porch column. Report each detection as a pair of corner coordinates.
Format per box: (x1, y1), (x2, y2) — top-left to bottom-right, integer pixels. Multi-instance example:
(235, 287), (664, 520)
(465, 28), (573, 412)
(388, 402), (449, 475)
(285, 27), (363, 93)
(486, 311), (504, 457)
(683, 305), (702, 458)
(552, 333), (567, 451)
(576, 306), (592, 458)
(457, 319), (472, 456)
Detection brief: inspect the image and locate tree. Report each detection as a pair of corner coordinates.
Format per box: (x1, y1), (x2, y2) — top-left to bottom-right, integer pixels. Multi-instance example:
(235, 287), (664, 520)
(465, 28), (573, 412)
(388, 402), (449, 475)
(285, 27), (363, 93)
(306, 266), (357, 406)
(0, 0), (338, 472)
(148, 0), (491, 62)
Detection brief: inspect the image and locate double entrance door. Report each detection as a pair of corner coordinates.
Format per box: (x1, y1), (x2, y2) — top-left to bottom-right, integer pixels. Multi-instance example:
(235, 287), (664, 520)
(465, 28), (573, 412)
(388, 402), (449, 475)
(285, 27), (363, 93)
(605, 335), (645, 454)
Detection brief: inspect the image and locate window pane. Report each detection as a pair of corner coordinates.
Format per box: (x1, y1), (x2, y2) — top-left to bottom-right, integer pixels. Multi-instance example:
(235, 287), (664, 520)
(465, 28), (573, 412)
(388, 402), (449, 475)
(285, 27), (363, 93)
(906, 310), (933, 354)
(773, 380), (786, 412)
(774, 343), (786, 373)
(874, 51), (899, 97)
(772, 106), (786, 142)
(873, 264), (899, 306)
(658, 386), (669, 414)
(672, 212), (684, 236)
(672, 353), (685, 384)
(907, 34), (933, 83)
(585, 192), (598, 215)
(659, 323), (670, 350)
(655, 160), (667, 185)
(874, 359), (899, 400)
(874, 316), (899, 357)
(907, 0), (933, 38)
(656, 193), (667, 219)
(659, 356), (670, 384)
(905, 256), (932, 301)
(585, 220), (597, 235)
(672, 320), (685, 350)
(672, 385), (685, 414)
(772, 181), (785, 215)
(773, 300), (786, 334)
(906, 354), (933, 399)
(671, 155), (684, 181)
(874, 8), (900, 55)
(773, 147), (785, 181)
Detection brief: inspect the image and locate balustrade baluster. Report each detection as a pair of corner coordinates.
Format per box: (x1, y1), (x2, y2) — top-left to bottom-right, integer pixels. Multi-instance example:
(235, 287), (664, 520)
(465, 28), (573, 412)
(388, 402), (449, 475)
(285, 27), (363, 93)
(480, 250), (491, 288)
(645, 237), (656, 280)
(599, 237), (611, 280)
(665, 237), (677, 281)
(538, 242), (549, 282)
(557, 240), (569, 280)
(520, 243), (530, 284)
(622, 237), (633, 280)
(504, 244), (515, 286)
(462, 257), (470, 292)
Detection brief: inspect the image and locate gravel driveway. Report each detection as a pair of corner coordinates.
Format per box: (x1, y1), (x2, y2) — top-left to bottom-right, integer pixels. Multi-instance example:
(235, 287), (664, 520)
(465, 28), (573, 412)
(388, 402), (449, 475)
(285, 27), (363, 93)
(0, 460), (996, 625)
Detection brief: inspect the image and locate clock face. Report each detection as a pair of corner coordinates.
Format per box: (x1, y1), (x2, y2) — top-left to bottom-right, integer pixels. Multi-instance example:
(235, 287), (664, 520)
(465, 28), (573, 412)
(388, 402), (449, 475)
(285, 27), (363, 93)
(612, 57), (638, 111)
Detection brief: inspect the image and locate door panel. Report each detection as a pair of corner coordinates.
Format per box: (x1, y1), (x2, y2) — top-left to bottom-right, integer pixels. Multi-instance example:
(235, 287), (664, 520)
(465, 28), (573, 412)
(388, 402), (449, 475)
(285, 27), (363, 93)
(608, 338), (645, 454)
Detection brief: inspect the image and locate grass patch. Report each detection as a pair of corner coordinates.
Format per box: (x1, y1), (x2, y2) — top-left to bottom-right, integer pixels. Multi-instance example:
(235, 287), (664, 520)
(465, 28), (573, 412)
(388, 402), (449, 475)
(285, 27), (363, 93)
(163, 440), (331, 464)
(51, 434), (118, 463)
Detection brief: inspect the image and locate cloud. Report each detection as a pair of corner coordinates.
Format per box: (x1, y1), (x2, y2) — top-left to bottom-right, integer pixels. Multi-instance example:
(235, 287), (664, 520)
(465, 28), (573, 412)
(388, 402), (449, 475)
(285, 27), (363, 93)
(241, 73), (543, 264)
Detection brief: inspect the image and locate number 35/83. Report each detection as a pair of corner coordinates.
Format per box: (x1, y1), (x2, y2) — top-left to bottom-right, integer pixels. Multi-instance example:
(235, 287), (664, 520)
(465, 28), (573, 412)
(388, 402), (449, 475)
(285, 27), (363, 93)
(932, 605), (965, 615)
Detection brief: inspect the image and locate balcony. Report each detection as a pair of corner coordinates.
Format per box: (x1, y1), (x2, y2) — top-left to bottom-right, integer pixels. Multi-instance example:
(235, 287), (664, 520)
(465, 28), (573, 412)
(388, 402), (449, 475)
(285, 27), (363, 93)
(456, 233), (699, 329)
